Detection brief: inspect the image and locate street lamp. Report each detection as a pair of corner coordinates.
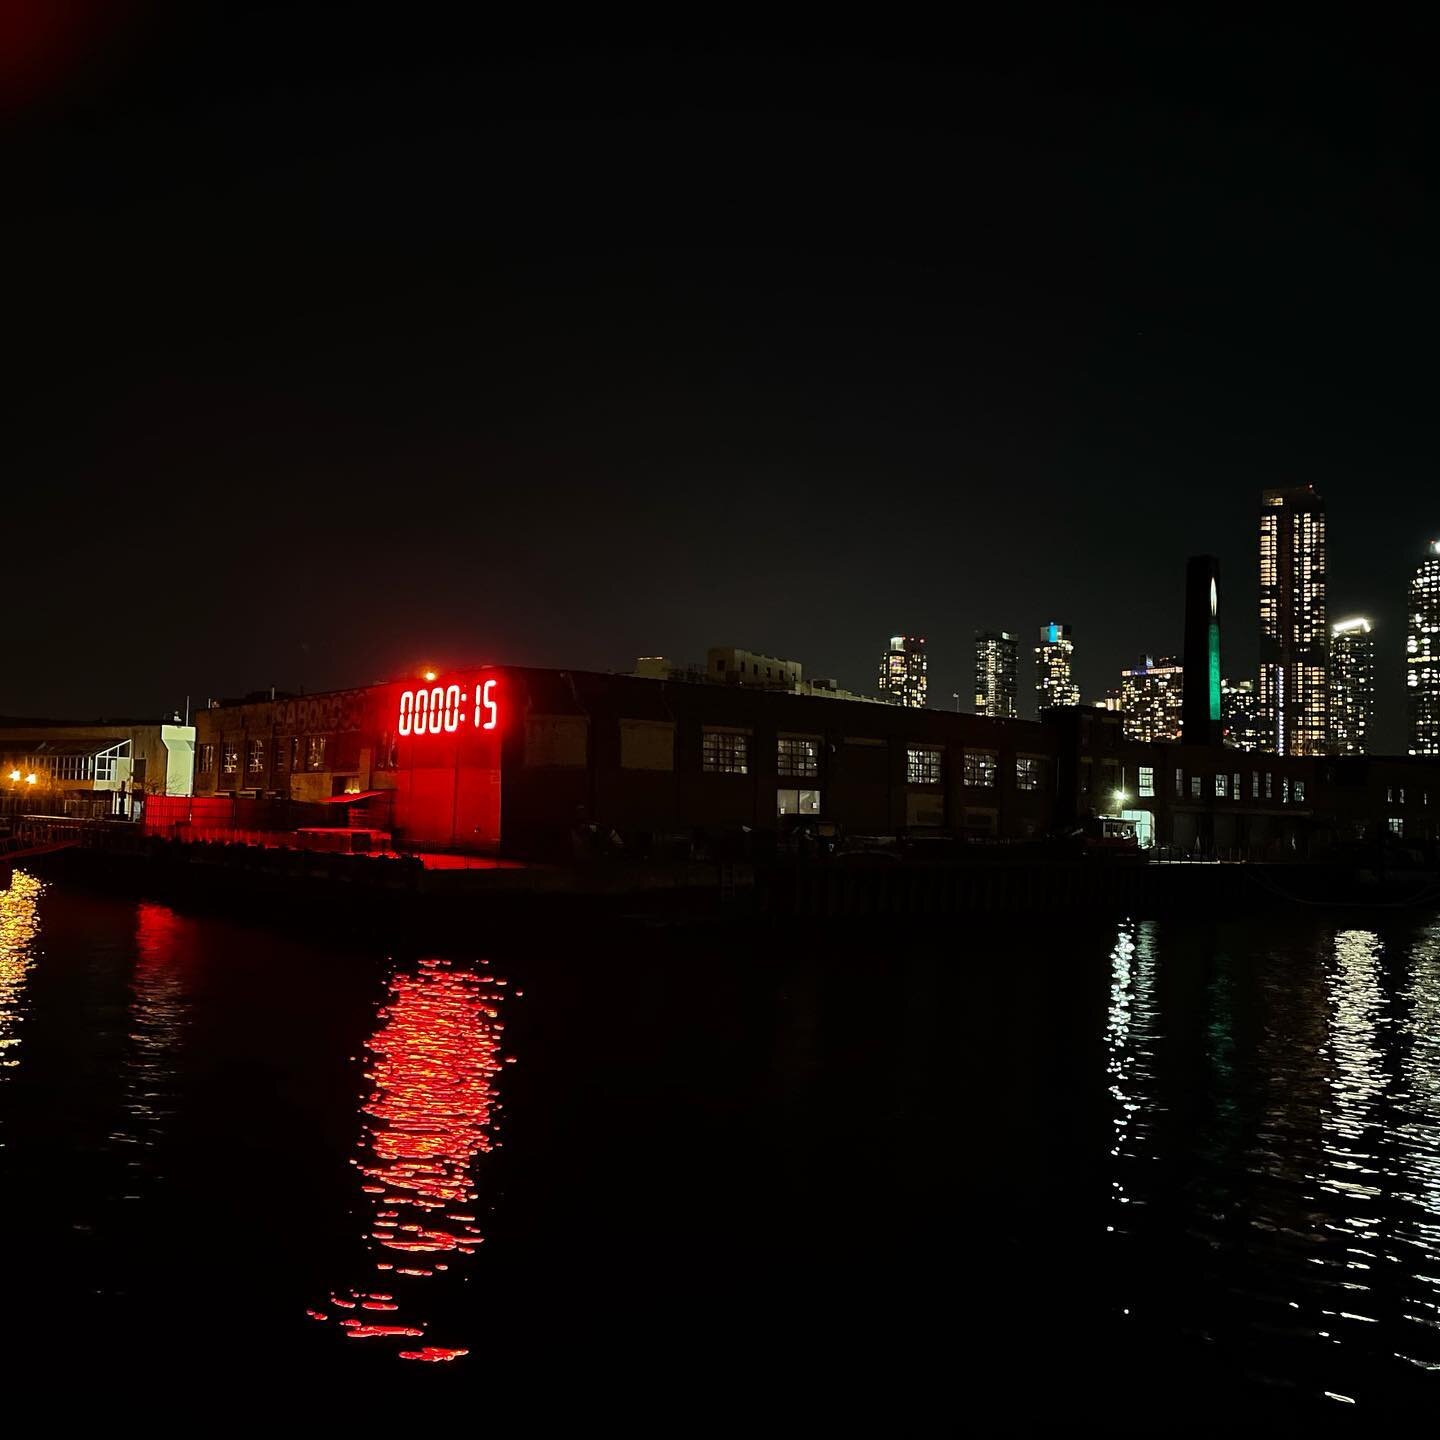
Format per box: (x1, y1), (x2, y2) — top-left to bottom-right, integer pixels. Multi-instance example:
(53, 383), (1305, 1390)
(1112, 789), (1128, 812)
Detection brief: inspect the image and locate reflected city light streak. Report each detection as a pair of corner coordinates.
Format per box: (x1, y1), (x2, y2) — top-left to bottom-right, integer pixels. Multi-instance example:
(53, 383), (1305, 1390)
(1105, 920), (1160, 1235)
(313, 957), (506, 1360)
(109, 903), (195, 1183)
(0, 873), (43, 1116)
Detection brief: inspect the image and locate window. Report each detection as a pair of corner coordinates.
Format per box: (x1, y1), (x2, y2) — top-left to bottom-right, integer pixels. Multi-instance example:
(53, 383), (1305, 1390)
(1282, 777), (1291, 804)
(1265, 772), (1273, 799)
(1175, 768), (1184, 797)
(222, 743), (239, 776)
(907, 747), (943, 785)
(1138, 765), (1154, 798)
(1294, 779), (1306, 803)
(1387, 786), (1394, 803)
(306, 736), (327, 771)
(1190, 775), (1202, 798)
(1232, 773), (1241, 800)
(247, 739), (265, 775)
(94, 744), (127, 782)
(964, 750), (997, 788)
(1252, 771), (1260, 799)
(1215, 774), (1228, 798)
(776, 788), (821, 816)
(1389, 817), (1404, 836)
(1399, 787), (1407, 805)
(702, 730), (749, 774)
(290, 736), (301, 771)
(274, 739), (289, 772)
(777, 737), (819, 779)
(1016, 756), (1044, 792)
(620, 720), (674, 771)
(197, 743), (215, 774)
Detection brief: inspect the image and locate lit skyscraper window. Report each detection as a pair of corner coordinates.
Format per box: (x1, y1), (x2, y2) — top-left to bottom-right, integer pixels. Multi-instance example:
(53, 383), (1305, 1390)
(877, 634), (928, 709)
(1034, 621), (1080, 711)
(1257, 485), (1327, 755)
(1407, 542), (1440, 755)
(974, 630), (1018, 718)
(1328, 616), (1375, 756)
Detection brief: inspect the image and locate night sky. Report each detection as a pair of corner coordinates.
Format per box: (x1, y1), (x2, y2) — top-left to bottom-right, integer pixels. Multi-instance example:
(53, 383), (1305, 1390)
(7, 9), (1436, 751)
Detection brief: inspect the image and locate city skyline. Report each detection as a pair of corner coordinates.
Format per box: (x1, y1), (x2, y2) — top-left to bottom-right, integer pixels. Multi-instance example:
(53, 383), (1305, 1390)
(5, 19), (1438, 759)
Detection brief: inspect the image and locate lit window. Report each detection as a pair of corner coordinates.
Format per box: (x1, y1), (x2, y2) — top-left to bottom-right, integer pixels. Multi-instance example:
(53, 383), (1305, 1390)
(247, 739), (265, 775)
(1191, 776), (1202, 798)
(1389, 817), (1404, 836)
(1232, 773), (1240, 799)
(1282, 777), (1290, 804)
(908, 748), (943, 785)
(1016, 756), (1044, 792)
(306, 736), (327, 771)
(222, 743), (239, 775)
(1175, 768), (1184, 797)
(274, 739), (289, 771)
(1252, 771), (1260, 798)
(1387, 786), (1394, 803)
(1399, 787), (1407, 805)
(964, 751), (997, 788)
(1294, 779), (1306, 803)
(197, 743), (215, 774)
(703, 730), (749, 774)
(777, 737), (819, 779)
(1265, 773), (1273, 799)
(1138, 765), (1154, 798)
(776, 788), (821, 816)
(291, 737), (302, 771)
(1215, 774), (1227, 798)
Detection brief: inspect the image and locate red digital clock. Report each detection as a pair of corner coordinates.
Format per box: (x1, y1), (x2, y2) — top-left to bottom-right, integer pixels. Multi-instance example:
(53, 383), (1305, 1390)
(397, 678), (497, 736)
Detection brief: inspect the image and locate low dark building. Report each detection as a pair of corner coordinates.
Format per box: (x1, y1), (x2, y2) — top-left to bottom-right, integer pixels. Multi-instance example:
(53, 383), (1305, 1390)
(187, 668), (1440, 860)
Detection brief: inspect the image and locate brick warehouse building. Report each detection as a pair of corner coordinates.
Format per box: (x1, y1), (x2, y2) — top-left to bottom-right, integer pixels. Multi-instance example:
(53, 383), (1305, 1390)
(184, 666), (1440, 859)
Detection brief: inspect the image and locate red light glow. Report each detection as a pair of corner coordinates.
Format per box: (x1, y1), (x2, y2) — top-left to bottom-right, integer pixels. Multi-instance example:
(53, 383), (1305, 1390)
(311, 957), (506, 1360)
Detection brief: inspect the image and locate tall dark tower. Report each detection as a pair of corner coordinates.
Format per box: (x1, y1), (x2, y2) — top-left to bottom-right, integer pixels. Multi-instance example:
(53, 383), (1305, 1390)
(1182, 555), (1223, 746)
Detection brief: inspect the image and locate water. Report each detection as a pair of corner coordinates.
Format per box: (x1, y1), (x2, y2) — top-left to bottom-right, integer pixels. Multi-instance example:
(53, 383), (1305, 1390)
(2, 870), (1439, 1423)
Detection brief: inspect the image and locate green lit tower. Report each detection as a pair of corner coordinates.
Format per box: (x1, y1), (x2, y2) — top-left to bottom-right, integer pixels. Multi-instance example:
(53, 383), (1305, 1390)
(1182, 555), (1223, 746)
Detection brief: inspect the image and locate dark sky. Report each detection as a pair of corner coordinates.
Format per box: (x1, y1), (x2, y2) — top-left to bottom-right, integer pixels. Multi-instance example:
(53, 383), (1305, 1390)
(6, 8), (1437, 750)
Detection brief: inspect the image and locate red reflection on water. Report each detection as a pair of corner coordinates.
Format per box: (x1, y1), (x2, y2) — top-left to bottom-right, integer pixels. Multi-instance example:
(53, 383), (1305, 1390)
(314, 958), (506, 1360)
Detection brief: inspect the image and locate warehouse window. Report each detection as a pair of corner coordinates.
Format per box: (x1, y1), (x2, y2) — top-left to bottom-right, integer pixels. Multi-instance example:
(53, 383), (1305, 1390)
(1389, 818), (1404, 836)
(1252, 771), (1260, 798)
(1190, 775), (1202, 798)
(247, 740), (265, 775)
(307, 736), (327, 771)
(963, 750), (997, 788)
(197, 743), (215, 774)
(274, 738), (290, 772)
(1138, 766), (1154, 798)
(1282, 777), (1291, 804)
(1265, 773), (1273, 799)
(1016, 756), (1044, 792)
(222, 743), (239, 776)
(620, 720), (674, 771)
(1232, 773), (1241, 799)
(702, 730), (749, 774)
(777, 736), (820, 779)
(776, 788), (821, 816)
(1294, 779), (1306, 803)
(1175, 768), (1184, 797)
(1215, 774), (1228, 798)
(907, 747), (942, 785)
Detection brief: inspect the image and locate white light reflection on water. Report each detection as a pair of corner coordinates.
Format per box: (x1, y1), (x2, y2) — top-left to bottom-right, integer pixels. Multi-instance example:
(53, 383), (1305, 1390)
(1105, 920), (1160, 1238)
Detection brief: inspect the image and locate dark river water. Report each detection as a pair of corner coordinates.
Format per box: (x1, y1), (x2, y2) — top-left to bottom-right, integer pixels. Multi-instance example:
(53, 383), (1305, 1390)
(2, 870), (1439, 1425)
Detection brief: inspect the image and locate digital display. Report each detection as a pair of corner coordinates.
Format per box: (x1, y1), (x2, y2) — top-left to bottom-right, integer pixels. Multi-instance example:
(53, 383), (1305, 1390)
(397, 678), (498, 737)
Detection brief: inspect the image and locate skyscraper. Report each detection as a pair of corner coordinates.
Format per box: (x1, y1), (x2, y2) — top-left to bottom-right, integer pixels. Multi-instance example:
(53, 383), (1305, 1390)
(878, 634), (928, 709)
(1221, 678), (1261, 751)
(1120, 655), (1184, 742)
(1034, 622), (1079, 711)
(974, 631), (1018, 718)
(1258, 485), (1327, 755)
(1328, 617), (1375, 756)
(1407, 541), (1440, 755)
